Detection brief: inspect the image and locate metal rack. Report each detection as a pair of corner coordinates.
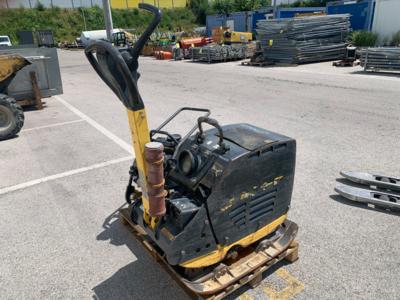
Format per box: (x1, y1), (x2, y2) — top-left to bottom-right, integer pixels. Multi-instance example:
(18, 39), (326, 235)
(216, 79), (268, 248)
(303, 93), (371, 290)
(256, 14), (350, 64)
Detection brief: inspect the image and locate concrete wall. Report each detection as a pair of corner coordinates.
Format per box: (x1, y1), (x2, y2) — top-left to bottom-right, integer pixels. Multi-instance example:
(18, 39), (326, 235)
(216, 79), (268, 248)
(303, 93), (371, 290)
(372, 0), (400, 44)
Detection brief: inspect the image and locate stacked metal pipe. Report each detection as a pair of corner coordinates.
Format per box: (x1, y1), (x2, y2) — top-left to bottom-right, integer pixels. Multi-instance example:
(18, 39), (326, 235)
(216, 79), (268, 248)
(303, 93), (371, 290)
(359, 47), (400, 71)
(256, 14), (350, 64)
(191, 44), (248, 63)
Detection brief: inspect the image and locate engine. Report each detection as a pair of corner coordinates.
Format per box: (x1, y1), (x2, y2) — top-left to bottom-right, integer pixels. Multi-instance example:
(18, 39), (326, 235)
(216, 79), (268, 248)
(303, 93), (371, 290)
(130, 122), (296, 266)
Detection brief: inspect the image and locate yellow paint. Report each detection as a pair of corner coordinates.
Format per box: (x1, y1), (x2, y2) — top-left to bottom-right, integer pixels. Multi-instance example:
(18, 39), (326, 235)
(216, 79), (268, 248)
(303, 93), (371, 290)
(0, 54), (30, 83)
(262, 268), (305, 300)
(261, 181), (273, 190)
(127, 109), (156, 227)
(180, 214), (287, 268)
(240, 192), (255, 200)
(228, 31), (252, 43)
(220, 197), (236, 212)
(111, 0), (187, 8)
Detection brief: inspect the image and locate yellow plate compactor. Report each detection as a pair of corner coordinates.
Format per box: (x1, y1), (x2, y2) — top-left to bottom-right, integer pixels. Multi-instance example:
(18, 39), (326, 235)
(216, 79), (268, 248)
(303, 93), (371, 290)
(85, 4), (299, 299)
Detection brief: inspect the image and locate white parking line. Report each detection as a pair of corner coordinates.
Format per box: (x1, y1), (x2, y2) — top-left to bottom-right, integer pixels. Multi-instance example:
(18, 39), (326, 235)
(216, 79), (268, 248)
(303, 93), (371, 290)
(21, 119), (85, 132)
(0, 156), (132, 195)
(55, 95), (133, 154)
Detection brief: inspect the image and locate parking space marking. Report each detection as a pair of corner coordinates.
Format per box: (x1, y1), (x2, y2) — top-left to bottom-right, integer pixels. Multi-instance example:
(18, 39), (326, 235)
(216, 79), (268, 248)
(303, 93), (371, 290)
(55, 96), (133, 154)
(0, 156), (132, 195)
(21, 119), (85, 132)
(262, 268), (305, 300)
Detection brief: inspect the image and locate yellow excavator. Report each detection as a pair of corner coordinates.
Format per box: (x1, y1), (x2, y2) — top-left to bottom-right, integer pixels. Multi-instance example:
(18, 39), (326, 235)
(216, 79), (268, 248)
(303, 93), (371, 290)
(0, 54), (30, 140)
(85, 4), (298, 298)
(212, 26), (253, 45)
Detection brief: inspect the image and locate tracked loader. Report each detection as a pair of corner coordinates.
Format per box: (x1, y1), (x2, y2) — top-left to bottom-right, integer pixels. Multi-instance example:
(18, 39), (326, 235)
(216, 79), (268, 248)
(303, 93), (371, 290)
(85, 4), (299, 298)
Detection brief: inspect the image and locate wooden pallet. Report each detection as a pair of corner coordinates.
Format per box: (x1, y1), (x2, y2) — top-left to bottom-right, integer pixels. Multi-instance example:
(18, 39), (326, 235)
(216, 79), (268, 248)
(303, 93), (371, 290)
(332, 59), (360, 67)
(119, 207), (299, 300)
(241, 60), (273, 67)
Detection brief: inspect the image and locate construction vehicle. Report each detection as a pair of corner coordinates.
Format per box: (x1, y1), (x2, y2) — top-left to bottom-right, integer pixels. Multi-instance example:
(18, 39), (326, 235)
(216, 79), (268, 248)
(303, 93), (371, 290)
(0, 35), (12, 47)
(0, 54), (30, 140)
(85, 4), (298, 298)
(212, 27), (252, 45)
(112, 30), (137, 48)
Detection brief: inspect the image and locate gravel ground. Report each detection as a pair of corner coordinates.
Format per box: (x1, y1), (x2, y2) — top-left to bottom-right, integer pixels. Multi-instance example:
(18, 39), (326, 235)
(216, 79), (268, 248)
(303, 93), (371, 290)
(0, 49), (399, 300)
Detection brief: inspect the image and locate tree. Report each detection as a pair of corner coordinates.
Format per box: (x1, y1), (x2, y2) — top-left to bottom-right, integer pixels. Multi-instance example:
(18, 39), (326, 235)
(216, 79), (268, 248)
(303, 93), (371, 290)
(188, 0), (213, 23)
(212, 0), (234, 14)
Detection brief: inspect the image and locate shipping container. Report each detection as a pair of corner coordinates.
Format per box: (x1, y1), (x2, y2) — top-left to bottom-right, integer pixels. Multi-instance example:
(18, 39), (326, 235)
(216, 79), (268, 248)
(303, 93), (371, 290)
(248, 9), (274, 34)
(326, 0), (375, 31)
(206, 9), (273, 37)
(275, 7), (326, 19)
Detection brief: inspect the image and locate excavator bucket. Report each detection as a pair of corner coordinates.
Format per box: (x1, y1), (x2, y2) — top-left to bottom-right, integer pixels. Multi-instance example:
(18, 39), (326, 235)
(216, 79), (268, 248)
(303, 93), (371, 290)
(0, 54), (31, 93)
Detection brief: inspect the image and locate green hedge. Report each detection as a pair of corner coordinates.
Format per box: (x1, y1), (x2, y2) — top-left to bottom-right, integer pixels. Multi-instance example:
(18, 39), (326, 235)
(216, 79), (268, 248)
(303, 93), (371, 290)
(349, 31), (378, 47)
(0, 7), (197, 44)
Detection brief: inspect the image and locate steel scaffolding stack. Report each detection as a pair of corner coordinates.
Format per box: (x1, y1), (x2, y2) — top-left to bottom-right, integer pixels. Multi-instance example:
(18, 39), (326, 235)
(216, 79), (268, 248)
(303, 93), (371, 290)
(256, 14), (350, 64)
(359, 47), (400, 72)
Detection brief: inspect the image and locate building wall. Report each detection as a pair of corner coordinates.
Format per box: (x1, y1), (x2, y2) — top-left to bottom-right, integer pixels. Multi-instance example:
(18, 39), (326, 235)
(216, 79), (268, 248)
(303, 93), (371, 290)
(0, 0), (186, 8)
(372, 0), (400, 44)
(0, 0), (102, 8)
(326, 0), (375, 31)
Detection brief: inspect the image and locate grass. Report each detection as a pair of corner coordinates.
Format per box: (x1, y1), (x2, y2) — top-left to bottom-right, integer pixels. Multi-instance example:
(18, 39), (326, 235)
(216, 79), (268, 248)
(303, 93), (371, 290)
(0, 6), (197, 44)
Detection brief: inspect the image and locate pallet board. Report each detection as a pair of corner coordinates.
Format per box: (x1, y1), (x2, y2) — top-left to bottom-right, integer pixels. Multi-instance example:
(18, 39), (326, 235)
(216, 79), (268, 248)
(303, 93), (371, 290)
(119, 207), (299, 300)
(241, 60), (273, 67)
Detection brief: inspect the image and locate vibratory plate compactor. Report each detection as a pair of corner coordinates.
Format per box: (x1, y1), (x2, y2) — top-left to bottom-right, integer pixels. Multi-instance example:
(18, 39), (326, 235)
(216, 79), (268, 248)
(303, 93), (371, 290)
(85, 5), (299, 299)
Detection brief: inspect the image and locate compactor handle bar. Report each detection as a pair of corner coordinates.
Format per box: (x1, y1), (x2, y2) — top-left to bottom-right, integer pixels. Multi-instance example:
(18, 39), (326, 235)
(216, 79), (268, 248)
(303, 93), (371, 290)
(84, 4), (161, 111)
(197, 117), (228, 152)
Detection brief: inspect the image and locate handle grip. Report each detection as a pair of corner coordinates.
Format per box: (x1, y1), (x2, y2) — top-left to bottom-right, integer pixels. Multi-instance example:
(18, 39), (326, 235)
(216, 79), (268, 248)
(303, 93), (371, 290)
(197, 117), (228, 152)
(132, 4), (162, 58)
(84, 4), (161, 111)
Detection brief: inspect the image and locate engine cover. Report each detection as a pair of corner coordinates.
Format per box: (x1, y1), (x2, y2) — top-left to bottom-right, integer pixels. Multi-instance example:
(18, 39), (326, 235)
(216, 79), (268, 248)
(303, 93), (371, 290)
(132, 123), (296, 266)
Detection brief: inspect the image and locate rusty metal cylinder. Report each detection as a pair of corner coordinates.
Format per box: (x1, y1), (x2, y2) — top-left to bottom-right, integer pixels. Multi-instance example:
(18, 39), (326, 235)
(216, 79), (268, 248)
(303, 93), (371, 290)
(144, 142), (166, 217)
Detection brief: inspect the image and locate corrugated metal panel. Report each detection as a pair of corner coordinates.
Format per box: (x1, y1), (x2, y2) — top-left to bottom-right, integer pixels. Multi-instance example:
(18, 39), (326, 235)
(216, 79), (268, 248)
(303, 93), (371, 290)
(276, 7), (326, 19)
(327, 0), (374, 31)
(250, 10), (273, 31)
(110, 0), (126, 8)
(372, 0), (400, 44)
(226, 12), (248, 33)
(206, 15), (226, 37)
(207, 10), (274, 37)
